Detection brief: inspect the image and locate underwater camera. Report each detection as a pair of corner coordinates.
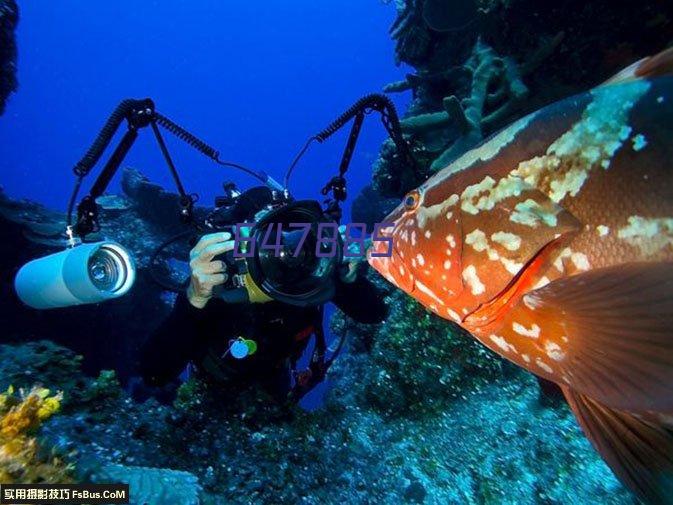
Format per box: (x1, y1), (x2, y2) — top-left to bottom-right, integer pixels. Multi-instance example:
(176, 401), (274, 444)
(204, 185), (343, 306)
(14, 95), (418, 309)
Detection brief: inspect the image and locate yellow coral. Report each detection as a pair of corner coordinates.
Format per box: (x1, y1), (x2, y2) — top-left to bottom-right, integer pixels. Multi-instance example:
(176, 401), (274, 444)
(0, 386), (72, 484)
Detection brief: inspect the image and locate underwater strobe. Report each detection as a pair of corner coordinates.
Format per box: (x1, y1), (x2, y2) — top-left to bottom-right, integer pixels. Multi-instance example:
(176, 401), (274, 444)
(14, 240), (136, 309)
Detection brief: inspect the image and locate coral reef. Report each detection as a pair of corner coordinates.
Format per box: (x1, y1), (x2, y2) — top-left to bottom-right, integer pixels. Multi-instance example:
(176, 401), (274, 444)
(0, 385), (73, 484)
(0, 0), (18, 115)
(0, 332), (630, 503)
(0, 291), (632, 502)
(370, 0), (673, 196)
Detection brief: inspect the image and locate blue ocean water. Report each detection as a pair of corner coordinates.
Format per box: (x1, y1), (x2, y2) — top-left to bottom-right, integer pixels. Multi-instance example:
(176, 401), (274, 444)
(0, 0), (408, 224)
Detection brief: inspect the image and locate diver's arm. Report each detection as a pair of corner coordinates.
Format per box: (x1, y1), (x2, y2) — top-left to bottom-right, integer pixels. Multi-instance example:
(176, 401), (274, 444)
(139, 293), (210, 386)
(332, 273), (388, 324)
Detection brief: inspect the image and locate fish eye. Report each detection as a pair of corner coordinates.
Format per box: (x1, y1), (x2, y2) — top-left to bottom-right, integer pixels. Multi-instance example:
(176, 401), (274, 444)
(403, 190), (420, 211)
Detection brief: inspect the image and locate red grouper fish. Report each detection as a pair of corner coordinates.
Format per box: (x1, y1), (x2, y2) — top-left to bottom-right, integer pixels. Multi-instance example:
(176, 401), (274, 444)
(368, 48), (673, 504)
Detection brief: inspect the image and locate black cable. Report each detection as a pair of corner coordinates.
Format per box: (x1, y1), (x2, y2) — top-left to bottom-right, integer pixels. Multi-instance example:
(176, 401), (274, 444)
(74, 99), (153, 177)
(154, 112), (272, 187)
(66, 175), (84, 227)
(283, 93), (416, 190)
(154, 112), (219, 161)
(283, 136), (319, 189)
(149, 229), (196, 292)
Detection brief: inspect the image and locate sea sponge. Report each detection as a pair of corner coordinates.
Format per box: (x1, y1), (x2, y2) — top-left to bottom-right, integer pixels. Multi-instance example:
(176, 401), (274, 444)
(0, 385), (74, 483)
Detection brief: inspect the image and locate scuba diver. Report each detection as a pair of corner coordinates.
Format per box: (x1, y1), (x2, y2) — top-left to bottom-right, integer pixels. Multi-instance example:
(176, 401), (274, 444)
(14, 95), (415, 403)
(138, 185), (388, 403)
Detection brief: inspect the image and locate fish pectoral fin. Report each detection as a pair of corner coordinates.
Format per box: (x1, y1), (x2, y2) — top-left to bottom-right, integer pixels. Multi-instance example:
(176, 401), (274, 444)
(563, 386), (673, 504)
(524, 262), (673, 412)
(604, 47), (673, 85)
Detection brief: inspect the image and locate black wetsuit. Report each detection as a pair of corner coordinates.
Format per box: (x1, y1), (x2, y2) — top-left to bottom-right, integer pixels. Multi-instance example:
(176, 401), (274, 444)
(140, 274), (386, 399)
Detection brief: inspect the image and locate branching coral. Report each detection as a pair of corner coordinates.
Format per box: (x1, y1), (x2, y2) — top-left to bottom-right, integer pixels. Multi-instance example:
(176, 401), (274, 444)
(0, 385), (74, 483)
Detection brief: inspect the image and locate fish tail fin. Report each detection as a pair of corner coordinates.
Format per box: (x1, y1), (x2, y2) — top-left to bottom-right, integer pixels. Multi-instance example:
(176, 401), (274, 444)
(604, 46), (673, 85)
(563, 386), (673, 504)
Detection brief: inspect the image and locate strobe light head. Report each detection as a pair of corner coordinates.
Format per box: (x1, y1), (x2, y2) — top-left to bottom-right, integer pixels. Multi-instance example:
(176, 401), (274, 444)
(14, 241), (136, 309)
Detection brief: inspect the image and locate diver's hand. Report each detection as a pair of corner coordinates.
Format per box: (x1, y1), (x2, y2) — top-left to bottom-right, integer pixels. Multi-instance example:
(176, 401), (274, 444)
(186, 232), (232, 309)
(339, 260), (359, 284)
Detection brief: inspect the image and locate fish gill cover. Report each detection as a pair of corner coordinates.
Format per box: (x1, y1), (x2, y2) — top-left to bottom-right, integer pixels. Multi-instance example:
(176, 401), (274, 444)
(0, 0), (672, 504)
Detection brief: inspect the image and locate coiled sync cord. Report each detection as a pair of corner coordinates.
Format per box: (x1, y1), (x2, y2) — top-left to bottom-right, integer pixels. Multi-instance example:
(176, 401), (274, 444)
(283, 93), (413, 189)
(66, 98), (269, 227)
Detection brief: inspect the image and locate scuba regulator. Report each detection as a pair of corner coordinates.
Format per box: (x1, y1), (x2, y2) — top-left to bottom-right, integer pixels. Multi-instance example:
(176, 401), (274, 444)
(14, 94), (420, 309)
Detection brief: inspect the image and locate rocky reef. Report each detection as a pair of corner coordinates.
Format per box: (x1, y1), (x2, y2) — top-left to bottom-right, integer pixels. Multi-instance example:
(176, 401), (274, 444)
(374, 0), (673, 196)
(0, 0), (18, 114)
(0, 314), (632, 503)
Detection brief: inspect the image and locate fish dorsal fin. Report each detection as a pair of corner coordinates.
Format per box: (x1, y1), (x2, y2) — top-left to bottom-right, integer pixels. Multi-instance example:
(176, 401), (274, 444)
(523, 262), (673, 412)
(604, 47), (673, 85)
(563, 387), (673, 504)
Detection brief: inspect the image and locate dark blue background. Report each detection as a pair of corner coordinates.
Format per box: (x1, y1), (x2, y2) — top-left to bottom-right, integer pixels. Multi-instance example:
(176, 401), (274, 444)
(0, 0), (409, 224)
(0, 1), (411, 407)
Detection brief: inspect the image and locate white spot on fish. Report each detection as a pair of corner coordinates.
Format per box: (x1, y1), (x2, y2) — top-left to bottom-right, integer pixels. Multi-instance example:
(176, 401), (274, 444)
(596, 225), (609, 237)
(501, 258), (523, 275)
(447, 309), (461, 323)
(443, 260), (451, 270)
(415, 280), (445, 306)
(462, 265), (485, 296)
(535, 358), (554, 374)
(533, 276), (550, 289)
(489, 334), (517, 354)
(424, 230), (432, 239)
(545, 341), (565, 361)
(618, 216), (673, 257)
(416, 254), (425, 266)
(510, 199), (559, 227)
(491, 232), (521, 251)
(465, 229), (489, 253)
(512, 322), (541, 339)
(460, 175), (528, 215)
(571, 252), (590, 271)
(521, 354), (531, 363)
(446, 234), (456, 247)
(632, 134), (648, 151)
(398, 265), (405, 276)
(511, 80), (650, 201)
(446, 211), (453, 220)
(411, 231), (417, 246)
